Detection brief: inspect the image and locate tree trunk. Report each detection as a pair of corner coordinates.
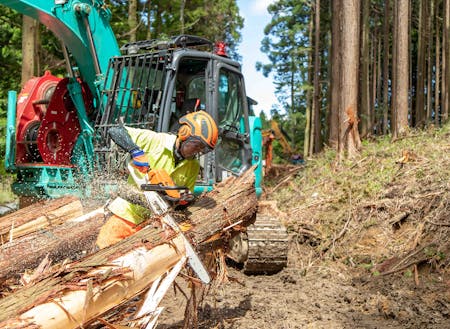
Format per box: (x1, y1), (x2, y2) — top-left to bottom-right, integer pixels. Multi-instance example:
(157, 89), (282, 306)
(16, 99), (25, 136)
(391, 0), (398, 137)
(382, 0), (391, 135)
(328, 0), (341, 148)
(0, 169), (257, 327)
(415, 0), (426, 128)
(426, 1), (433, 123)
(435, 1), (441, 126)
(444, 0), (450, 122)
(360, 0), (371, 137)
(0, 196), (83, 243)
(375, 37), (382, 134)
(0, 208), (106, 283)
(146, 0), (152, 39)
(128, 0), (138, 43)
(304, 14), (314, 157)
(338, 0), (361, 159)
(21, 15), (37, 85)
(393, 0), (410, 137)
(312, 0), (322, 154)
(180, 0), (186, 34)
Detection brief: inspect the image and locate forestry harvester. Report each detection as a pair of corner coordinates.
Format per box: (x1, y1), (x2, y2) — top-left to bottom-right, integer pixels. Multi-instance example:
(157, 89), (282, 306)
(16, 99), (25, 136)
(1, 0), (288, 274)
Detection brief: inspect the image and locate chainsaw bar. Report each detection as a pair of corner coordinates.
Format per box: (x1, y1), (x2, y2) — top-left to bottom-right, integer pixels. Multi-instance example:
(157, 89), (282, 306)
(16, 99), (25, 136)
(127, 164), (211, 284)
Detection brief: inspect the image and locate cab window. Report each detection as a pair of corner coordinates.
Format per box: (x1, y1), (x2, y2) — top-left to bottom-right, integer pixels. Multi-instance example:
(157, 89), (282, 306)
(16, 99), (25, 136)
(217, 69), (245, 132)
(216, 68), (249, 176)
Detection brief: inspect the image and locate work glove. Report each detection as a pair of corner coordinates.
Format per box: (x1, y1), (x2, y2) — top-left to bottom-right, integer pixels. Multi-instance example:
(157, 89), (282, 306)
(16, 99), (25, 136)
(130, 148), (149, 174)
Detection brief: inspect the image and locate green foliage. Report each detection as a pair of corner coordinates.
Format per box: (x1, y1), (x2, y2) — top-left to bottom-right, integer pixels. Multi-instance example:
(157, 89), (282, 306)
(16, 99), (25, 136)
(424, 247), (446, 262)
(108, 0), (244, 59)
(259, 111), (269, 128)
(257, 0), (311, 113)
(0, 6), (22, 112)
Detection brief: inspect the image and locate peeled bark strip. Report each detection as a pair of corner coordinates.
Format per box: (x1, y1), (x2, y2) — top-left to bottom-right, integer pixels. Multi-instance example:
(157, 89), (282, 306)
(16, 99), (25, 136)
(0, 196), (83, 243)
(0, 208), (106, 283)
(0, 169), (257, 328)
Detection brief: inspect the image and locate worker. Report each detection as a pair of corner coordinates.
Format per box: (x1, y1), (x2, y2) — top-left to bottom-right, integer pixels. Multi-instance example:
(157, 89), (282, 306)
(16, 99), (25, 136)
(96, 110), (219, 249)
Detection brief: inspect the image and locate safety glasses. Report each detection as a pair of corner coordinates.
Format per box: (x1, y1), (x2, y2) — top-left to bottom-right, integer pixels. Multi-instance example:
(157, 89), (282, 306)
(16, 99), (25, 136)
(179, 138), (213, 158)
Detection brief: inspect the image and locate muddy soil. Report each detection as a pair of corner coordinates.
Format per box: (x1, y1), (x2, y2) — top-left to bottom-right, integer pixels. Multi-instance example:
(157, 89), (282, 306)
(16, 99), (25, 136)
(156, 246), (449, 329)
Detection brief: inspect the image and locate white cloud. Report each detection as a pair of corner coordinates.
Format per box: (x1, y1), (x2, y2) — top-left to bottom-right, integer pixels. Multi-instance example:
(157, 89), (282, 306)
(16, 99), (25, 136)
(250, 0), (276, 15)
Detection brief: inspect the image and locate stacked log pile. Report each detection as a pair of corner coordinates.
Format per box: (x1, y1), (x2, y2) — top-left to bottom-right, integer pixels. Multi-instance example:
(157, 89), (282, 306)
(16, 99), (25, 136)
(0, 169), (257, 328)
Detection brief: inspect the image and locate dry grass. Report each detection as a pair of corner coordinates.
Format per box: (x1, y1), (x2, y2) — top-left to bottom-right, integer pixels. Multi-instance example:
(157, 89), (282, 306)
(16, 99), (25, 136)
(266, 123), (450, 278)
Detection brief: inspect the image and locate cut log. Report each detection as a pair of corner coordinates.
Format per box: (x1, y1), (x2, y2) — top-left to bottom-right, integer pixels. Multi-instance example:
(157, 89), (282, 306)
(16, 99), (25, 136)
(185, 171), (258, 245)
(0, 227), (183, 328)
(0, 208), (106, 283)
(0, 196), (83, 243)
(0, 168), (257, 328)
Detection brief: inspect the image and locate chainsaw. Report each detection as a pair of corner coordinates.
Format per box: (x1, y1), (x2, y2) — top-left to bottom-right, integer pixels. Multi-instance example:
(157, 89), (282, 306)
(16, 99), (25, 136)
(127, 163), (210, 284)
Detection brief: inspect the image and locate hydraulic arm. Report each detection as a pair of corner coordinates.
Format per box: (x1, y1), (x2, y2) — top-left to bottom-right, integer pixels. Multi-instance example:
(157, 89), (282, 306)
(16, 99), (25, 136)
(0, 0), (122, 201)
(0, 0), (121, 96)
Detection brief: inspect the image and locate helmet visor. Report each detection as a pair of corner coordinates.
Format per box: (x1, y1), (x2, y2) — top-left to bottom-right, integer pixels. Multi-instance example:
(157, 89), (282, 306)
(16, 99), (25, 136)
(179, 138), (213, 159)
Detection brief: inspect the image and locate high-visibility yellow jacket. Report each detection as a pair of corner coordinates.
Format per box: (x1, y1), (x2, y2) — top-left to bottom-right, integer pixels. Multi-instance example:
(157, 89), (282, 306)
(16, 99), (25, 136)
(108, 127), (200, 224)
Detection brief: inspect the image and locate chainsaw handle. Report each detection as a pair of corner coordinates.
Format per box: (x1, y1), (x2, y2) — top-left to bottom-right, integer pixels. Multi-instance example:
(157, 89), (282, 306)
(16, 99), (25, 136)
(128, 163), (190, 194)
(127, 163), (148, 188)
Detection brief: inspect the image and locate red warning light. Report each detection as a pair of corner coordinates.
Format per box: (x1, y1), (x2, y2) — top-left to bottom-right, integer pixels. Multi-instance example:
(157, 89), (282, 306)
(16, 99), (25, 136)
(215, 41), (228, 57)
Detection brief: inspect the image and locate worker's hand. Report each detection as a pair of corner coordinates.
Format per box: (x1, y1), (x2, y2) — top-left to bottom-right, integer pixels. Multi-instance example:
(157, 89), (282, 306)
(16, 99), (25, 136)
(130, 148), (149, 174)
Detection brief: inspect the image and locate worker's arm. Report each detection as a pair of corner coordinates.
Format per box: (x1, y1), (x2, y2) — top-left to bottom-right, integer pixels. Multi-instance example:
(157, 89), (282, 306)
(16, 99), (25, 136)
(108, 126), (149, 173)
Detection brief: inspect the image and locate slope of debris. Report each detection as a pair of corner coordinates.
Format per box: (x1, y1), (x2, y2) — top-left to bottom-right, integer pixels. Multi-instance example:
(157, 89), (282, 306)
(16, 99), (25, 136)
(157, 124), (450, 329)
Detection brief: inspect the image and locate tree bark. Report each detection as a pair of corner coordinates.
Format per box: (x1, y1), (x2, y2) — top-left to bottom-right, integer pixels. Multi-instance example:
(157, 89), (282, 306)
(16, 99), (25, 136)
(304, 9), (314, 157)
(128, 0), (138, 43)
(382, 0), (391, 135)
(392, 0), (410, 137)
(0, 208), (106, 284)
(0, 169), (257, 327)
(312, 0), (322, 154)
(444, 0), (450, 122)
(338, 0), (361, 159)
(328, 0), (341, 149)
(415, 0), (426, 127)
(0, 196), (83, 243)
(360, 0), (371, 137)
(426, 1), (433, 123)
(435, 2), (441, 126)
(21, 15), (37, 85)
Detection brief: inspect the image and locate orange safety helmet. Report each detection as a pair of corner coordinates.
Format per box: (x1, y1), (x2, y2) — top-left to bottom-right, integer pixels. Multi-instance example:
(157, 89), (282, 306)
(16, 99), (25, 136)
(177, 110), (219, 151)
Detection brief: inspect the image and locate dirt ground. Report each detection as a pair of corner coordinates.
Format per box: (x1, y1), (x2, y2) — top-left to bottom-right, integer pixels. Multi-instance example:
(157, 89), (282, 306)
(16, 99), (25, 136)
(154, 244), (449, 329)
(156, 130), (450, 329)
(1, 128), (449, 329)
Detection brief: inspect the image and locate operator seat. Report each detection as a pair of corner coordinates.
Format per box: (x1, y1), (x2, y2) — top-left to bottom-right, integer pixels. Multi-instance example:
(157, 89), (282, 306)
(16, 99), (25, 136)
(170, 98), (201, 132)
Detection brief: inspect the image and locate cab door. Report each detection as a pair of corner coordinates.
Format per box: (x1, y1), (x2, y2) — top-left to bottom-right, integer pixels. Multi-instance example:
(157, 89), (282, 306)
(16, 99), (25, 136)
(212, 62), (252, 181)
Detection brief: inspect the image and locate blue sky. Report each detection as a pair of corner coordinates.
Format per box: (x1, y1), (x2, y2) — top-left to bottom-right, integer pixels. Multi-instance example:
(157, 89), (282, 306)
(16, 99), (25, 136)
(236, 0), (278, 116)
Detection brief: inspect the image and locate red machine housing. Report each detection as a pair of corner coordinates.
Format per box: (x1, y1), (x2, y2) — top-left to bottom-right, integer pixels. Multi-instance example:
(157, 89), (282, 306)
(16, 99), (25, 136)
(15, 72), (93, 166)
(15, 71), (61, 164)
(37, 78), (82, 165)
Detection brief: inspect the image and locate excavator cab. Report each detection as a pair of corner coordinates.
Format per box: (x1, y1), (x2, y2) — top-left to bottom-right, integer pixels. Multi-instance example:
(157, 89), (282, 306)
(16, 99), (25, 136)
(93, 35), (258, 194)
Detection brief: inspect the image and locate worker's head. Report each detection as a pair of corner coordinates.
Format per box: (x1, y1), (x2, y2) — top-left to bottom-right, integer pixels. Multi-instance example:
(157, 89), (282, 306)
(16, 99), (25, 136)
(176, 110), (218, 159)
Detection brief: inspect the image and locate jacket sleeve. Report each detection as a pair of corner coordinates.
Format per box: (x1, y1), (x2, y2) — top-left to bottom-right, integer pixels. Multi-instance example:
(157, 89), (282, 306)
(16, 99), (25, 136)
(108, 126), (140, 153)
